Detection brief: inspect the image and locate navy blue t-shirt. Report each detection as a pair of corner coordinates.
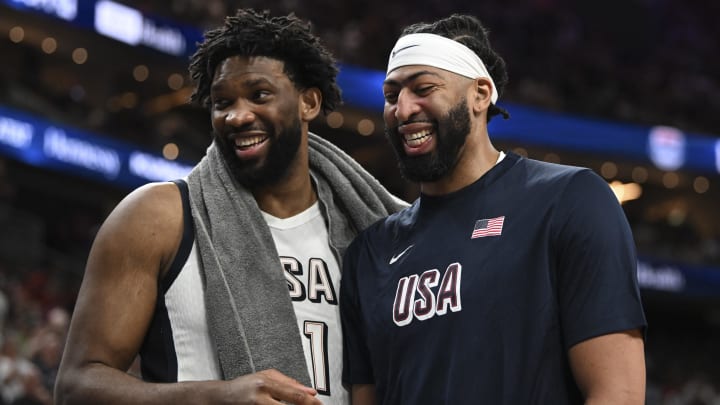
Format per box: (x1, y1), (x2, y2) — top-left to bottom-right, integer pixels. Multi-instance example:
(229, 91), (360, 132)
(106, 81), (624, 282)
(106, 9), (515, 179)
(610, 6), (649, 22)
(340, 152), (647, 404)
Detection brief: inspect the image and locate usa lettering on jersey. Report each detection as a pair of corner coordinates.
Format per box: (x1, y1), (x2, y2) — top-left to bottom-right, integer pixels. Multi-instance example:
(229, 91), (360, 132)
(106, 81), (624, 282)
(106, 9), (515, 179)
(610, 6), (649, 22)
(393, 262), (462, 326)
(281, 256), (338, 305)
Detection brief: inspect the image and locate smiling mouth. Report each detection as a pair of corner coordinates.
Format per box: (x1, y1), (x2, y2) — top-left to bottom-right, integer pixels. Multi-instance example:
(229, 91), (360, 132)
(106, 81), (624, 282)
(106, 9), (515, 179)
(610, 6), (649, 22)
(404, 129), (432, 147)
(234, 135), (268, 150)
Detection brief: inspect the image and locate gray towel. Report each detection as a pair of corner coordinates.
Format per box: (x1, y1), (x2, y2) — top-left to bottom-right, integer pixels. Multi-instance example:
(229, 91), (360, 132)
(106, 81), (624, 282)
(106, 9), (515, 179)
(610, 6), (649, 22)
(186, 132), (406, 384)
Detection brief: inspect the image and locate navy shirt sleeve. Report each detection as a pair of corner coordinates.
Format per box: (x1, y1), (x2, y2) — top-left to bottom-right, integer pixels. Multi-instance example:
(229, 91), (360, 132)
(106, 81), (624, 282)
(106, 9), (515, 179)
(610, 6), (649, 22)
(552, 169), (647, 349)
(340, 233), (375, 385)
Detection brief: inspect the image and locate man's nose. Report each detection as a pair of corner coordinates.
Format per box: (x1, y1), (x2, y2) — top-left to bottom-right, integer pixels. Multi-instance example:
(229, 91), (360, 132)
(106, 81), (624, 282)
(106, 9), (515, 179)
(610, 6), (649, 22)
(225, 104), (255, 127)
(395, 89), (421, 122)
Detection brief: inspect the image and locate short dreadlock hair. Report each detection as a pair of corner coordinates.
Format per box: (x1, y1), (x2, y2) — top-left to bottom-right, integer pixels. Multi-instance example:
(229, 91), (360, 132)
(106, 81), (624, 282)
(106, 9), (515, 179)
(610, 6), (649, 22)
(401, 14), (510, 122)
(189, 9), (341, 114)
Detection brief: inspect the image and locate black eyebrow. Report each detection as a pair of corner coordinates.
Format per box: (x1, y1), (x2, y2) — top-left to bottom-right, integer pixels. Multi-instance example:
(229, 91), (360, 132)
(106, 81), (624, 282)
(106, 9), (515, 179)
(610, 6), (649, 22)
(242, 77), (273, 87)
(211, 77), (274, 93)
(383, 70), (443, 87)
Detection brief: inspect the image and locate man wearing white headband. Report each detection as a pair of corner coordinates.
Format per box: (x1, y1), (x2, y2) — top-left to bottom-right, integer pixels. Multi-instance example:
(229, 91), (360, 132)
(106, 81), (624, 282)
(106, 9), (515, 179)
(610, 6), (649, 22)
(340, 14), (647, 405)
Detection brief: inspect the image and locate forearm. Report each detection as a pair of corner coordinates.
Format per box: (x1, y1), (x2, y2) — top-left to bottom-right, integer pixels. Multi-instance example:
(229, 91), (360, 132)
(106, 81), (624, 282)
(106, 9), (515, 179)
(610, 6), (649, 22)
(55, 363), (226, 405)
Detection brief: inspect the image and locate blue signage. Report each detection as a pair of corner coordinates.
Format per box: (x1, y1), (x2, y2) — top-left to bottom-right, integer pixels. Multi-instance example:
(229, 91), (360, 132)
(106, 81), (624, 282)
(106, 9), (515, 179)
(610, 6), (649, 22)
(4, 0), (78, 21)
(3, 0), (203, 58)
(0, 106), (194, 188)
(638, 256), (720, 298)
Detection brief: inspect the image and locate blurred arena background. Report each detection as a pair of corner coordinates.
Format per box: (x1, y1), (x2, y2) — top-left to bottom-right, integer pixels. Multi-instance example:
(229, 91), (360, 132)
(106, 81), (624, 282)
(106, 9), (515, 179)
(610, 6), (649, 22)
(0, 0), (718, 403)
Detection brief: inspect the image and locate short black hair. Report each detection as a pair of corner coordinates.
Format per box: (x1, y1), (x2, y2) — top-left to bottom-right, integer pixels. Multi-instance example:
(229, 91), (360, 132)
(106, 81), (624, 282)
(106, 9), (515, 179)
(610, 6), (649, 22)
(401, 14), (510, 122)
(189, 9), (341, 114)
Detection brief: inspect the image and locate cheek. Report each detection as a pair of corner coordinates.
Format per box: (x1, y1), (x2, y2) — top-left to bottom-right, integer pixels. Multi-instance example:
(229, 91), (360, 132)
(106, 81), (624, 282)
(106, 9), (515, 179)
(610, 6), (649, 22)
(210, 112), (224, 131)
(383, 106), (396, 124)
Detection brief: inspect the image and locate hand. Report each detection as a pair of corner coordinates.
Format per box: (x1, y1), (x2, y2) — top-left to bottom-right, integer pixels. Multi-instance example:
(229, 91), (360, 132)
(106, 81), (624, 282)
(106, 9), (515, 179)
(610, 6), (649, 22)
(225, 369), (322, 404)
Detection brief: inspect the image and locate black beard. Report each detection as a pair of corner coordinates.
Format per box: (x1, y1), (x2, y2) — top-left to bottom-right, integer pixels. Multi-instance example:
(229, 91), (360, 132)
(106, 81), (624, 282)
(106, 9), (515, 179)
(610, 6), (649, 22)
(214, 116), (303, 189)
(385, 99), (471, 183)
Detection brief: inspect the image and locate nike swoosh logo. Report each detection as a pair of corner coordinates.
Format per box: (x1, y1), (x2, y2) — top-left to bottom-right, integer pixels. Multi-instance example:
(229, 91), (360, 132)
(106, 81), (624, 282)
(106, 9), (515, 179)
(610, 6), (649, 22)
(391, 44), (419, 58)
(389, 244), (414, 265)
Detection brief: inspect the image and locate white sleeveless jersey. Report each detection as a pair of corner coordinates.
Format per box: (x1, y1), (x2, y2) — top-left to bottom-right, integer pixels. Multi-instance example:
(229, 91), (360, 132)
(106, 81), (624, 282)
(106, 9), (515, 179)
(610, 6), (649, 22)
(262, 202), (349, 404)
(139, 181), (348, 404)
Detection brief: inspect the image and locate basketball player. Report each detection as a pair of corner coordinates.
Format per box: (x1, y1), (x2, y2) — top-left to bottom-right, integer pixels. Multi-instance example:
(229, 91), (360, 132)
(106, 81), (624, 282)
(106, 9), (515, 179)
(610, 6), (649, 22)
(54, 9), (405, 405)
(340, 14), (647, 404)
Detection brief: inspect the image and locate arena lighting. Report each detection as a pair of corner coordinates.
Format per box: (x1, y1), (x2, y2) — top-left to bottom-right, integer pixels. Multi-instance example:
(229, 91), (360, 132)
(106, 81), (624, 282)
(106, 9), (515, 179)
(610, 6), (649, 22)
(648, 126), (685, 171)
(662, 172), (680, 189)
(133, 65), (149, 82)
(631, 166), (648, 183)
(71, 47), (87, 64)
(693, 176), (709, 194)
(167, 73), (184, 90)
(608, 180), (642, 204)
(162, 142), (179, 160)
(41, 37), (57, 53)
(9, 26), (24, 42)
(600, 161), (618, 179)
(325, 112), (343, 128)
(357, 119), (375, 136)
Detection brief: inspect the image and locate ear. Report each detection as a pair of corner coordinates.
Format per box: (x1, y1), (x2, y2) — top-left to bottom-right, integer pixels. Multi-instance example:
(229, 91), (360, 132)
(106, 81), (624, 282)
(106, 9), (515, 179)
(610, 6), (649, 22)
(299, 87), (322, 122)
(470, 77), (493, 115)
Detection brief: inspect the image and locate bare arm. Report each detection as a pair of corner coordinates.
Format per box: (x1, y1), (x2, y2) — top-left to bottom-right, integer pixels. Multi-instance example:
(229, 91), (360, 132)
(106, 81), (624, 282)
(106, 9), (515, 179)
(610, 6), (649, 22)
(351, 384), (377, 405)
(55, 182), (320, 405)
(568, 329), (646, 405)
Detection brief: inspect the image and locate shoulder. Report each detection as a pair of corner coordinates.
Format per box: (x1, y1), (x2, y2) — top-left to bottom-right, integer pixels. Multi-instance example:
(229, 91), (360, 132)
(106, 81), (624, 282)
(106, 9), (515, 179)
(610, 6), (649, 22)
(95, 182), (184, 268)
(519, 157), (593, 188)
(508, 156), (613, 200)
(348, 200), (419, 252)
(107, 182), (183, 227)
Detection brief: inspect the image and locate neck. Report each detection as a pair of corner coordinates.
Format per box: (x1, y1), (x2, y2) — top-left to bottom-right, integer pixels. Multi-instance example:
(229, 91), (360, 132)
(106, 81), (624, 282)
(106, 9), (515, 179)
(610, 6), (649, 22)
(420, 130), (499, 196)
(253, 136), (316, 218)
(253, 171), (317, 218)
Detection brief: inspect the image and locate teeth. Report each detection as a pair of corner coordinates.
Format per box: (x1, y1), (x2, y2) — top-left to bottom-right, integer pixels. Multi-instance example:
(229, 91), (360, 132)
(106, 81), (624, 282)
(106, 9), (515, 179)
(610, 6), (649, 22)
(235, 136), (266, 148)
(404, 129), (431, 147)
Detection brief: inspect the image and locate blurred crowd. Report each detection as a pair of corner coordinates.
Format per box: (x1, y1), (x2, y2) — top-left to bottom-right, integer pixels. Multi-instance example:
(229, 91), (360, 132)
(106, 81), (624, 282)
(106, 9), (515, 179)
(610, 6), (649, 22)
(0, 266), (71, 405)
(126, 0), (720, 135)
(645, 316), (720, 404)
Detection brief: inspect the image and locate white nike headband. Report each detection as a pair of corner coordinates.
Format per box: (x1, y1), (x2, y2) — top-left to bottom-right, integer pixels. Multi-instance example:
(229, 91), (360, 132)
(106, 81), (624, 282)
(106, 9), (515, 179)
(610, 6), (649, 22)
(386, 33), (499, 104)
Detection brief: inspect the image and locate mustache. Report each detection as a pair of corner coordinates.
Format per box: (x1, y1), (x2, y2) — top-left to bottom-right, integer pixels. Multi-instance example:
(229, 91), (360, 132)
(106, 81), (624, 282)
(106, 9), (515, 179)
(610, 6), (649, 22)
(395, 118), (434, 128)
(214, 125), (270, 141)
(384, 119), (435, 133)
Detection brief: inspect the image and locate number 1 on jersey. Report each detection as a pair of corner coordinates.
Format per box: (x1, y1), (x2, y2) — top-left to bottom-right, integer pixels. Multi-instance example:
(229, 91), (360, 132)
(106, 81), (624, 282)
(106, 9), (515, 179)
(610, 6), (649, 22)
(303, 321), (330, 395)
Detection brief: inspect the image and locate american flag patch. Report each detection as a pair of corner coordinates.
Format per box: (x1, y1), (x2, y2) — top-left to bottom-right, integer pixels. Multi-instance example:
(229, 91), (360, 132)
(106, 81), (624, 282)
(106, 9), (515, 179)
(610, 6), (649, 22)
(471, 216), (505, 239)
